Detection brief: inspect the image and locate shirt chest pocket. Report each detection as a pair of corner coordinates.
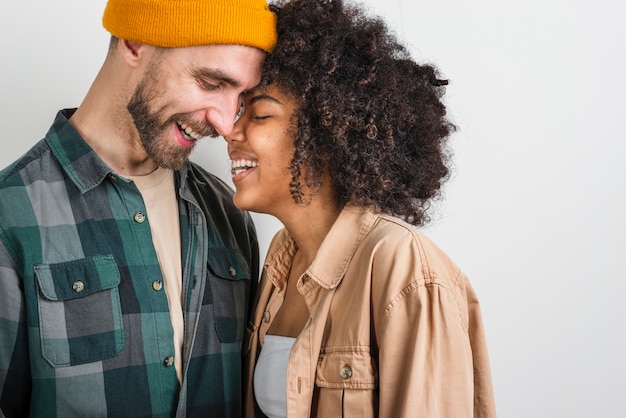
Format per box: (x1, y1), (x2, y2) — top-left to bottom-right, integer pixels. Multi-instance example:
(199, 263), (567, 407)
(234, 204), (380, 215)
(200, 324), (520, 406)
(314, 348), (379, 417)
(207, 249), (251, 343)
(34, 255), (124, 367)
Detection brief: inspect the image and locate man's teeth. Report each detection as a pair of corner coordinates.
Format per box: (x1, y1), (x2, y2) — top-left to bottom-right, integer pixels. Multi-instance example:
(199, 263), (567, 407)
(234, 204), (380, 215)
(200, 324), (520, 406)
(231, 159), (258, 176)
(178, 121), (203, 140)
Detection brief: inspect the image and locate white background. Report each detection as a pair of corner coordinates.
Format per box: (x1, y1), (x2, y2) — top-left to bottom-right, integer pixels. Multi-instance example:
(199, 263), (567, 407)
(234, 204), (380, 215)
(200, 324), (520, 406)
(1, 1), (625, 416)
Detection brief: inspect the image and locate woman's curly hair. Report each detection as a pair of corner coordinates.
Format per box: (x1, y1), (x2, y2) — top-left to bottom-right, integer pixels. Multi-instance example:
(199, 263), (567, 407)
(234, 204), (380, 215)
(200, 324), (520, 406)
(262, 0), (455, 226)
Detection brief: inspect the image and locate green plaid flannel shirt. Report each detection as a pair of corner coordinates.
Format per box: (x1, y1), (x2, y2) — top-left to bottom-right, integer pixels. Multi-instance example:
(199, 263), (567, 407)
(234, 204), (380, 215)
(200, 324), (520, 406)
(0, 110), (259, 417)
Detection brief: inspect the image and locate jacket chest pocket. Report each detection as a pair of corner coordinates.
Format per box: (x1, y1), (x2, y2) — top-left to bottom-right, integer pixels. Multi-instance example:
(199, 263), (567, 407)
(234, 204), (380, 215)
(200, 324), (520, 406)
(314, 348), (379, 417)
(34, 255), (124, 367)
(207, 249), (250, 343)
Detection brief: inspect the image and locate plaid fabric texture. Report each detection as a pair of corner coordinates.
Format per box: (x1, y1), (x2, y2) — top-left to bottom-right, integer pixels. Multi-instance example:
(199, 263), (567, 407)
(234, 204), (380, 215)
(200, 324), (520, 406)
(0, 110), (259, 417)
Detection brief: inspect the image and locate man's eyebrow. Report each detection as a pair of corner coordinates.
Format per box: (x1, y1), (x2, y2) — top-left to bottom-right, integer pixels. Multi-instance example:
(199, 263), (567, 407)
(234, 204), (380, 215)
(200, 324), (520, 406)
(191, 67), (241, 87)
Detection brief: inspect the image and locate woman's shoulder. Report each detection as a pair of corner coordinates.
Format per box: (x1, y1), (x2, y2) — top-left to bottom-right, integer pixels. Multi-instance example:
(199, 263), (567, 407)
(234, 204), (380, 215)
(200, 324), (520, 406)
(364, 212), (464, 285)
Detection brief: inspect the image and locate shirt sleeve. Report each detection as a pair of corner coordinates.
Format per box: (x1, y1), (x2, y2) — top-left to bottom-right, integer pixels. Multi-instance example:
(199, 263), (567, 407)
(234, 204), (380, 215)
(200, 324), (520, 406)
(0, 238), (31, 416)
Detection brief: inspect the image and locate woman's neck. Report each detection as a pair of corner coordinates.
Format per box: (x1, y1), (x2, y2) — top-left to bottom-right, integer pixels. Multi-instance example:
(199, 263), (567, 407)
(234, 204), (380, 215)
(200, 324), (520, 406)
(280, 197), (341, 266)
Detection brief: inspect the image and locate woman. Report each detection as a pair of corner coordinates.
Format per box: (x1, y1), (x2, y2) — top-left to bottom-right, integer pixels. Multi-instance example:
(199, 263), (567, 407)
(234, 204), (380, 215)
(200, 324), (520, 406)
(226, 0), (496, 416)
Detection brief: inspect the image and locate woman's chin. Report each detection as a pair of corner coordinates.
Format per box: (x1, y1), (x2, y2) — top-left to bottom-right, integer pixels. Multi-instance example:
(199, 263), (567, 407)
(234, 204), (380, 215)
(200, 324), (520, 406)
(232, 193), (256, 212)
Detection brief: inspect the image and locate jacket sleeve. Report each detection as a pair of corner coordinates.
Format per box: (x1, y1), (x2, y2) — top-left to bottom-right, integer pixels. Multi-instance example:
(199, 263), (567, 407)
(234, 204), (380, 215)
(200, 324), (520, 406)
(244, 212), (260, 319)
(372, 233), (496, 418)
(0, 238), (31, 416)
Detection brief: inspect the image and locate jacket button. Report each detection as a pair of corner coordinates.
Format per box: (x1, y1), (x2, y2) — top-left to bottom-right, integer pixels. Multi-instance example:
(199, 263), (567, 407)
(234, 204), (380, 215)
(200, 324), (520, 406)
(263, 311), (271, 323)
(152, 280), (163, 291)
(340, 365), (352, 379)
(163, 356), (174, 367)
(72, 281), (85, 293)
(228, 266), (237, 276)
(133, 212), (146, 223)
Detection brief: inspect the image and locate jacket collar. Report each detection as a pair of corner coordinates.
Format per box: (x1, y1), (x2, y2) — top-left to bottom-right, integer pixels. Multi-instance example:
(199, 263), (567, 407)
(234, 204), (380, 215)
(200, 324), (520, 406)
(307, 206), (378, 289)
(263, 229), (297, 291)
(264, 206), (379, 291)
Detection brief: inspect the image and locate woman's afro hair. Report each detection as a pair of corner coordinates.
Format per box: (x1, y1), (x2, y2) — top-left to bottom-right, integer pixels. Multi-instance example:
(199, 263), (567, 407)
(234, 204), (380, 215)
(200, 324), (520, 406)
(262, 0), (456, 225)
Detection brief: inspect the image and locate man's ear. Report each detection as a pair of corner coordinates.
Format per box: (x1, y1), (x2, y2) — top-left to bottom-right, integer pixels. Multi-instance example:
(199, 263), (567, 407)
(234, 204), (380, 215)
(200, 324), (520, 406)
(117, 39), (146, 67)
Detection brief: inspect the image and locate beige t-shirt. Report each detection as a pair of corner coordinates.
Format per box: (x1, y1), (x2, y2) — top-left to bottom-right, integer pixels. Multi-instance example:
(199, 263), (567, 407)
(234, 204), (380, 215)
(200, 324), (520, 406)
(128, 167), (184, 384)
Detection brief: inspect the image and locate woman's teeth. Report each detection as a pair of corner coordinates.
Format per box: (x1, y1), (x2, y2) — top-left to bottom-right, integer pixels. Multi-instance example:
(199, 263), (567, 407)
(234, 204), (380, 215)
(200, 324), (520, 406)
(178, 121), (203, 141)
(231, 159), (258, 176)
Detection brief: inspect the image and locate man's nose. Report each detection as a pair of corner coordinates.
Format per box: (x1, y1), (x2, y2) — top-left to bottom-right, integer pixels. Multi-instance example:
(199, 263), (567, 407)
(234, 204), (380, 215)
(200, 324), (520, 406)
(206, 94), (242, 137)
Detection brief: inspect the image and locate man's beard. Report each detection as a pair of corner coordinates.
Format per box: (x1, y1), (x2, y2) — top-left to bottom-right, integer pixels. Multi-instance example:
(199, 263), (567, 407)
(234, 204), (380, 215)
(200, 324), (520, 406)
(127, 71), (218, 170)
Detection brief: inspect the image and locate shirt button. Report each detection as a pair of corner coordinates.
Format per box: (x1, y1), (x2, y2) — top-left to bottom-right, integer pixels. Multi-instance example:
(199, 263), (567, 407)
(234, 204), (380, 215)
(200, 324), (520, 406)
(340, 365), (352, 379)
(133, 212), (146, 223)
(163, 356), (174, 367)
(72, 281), (85, 293)
(228, 266), (237, 277)
(263, 311), (271, 323)
(152, 280), (163, 291)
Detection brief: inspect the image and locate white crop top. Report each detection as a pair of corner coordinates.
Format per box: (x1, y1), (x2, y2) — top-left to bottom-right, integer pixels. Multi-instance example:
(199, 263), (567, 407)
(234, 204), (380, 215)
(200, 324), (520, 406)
(253, 335), (297, 418)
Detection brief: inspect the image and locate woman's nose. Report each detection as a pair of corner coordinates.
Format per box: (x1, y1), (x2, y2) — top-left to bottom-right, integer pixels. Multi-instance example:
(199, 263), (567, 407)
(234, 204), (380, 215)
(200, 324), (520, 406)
(224, 117), (244, 143)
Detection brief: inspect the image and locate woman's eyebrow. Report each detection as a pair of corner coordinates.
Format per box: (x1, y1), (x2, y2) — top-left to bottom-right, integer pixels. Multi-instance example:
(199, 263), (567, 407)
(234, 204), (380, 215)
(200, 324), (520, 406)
(248, 94), (283, 106)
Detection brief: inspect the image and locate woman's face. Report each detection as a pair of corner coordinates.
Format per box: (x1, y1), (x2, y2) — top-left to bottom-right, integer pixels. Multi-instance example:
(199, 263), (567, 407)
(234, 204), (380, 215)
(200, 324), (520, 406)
(225, 85), (299, 216)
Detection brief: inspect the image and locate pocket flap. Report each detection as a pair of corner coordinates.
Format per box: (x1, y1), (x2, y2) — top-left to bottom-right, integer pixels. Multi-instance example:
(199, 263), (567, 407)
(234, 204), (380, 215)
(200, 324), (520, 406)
(316, 347), (378, 389)
(34, 255), (121, 301)
(208, 248), (250, 281)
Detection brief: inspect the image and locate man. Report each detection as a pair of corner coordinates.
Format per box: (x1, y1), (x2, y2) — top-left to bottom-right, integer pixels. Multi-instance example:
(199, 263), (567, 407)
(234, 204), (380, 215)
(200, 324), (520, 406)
(0, 0), (276, 416)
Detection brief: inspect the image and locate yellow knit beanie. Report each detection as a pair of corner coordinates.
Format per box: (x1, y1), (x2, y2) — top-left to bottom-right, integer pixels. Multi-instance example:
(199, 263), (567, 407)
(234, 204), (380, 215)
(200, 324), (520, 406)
(102, 0), (277, 52)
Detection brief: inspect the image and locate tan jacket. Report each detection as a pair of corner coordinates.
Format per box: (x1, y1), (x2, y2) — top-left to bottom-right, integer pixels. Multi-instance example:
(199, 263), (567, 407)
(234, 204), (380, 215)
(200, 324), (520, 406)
(244, 206), (496, 417)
